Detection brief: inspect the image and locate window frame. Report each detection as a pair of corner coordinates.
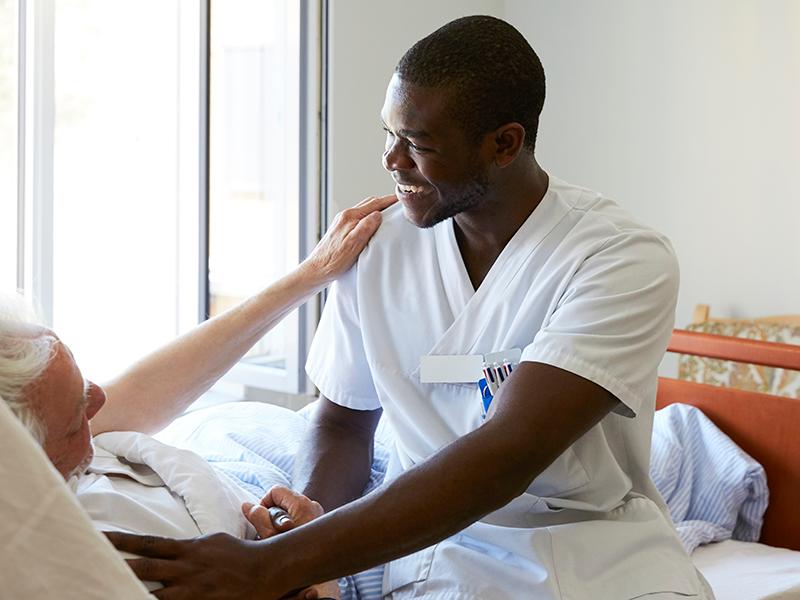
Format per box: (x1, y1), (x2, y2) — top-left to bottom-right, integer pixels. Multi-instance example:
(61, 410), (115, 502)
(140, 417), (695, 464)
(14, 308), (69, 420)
(11, 0), (322, 396)
(207, 0), (323, 396)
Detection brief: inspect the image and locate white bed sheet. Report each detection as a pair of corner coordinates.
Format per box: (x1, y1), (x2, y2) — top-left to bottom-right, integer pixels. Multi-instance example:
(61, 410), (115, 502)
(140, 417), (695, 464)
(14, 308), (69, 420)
(693, 540), (800, 600)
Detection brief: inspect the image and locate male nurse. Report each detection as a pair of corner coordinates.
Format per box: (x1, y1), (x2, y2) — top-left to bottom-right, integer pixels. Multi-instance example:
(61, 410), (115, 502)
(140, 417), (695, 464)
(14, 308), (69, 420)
(112, 15), (713, 600)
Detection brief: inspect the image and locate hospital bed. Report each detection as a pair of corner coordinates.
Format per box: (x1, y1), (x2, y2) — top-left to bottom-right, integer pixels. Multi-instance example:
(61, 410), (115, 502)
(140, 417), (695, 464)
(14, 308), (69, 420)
(3, 317), (800, 600)
(145, 315), (800, 600)
(658, 310), (800, 600)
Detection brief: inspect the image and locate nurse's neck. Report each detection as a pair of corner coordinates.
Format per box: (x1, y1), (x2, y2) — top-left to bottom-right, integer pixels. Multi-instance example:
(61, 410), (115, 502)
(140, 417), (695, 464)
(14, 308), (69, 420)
(454, 164), (548, 290)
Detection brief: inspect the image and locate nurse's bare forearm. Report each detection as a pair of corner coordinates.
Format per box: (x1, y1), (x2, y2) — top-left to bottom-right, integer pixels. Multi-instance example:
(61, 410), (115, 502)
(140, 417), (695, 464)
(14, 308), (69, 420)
(264, 405), (553, 590)
(270, 363), (621, 592)
(117, 416), (523, 597)
(115, 418), (517, 597)
(114, 363), (619, 598)
(292, 397), (382, 511)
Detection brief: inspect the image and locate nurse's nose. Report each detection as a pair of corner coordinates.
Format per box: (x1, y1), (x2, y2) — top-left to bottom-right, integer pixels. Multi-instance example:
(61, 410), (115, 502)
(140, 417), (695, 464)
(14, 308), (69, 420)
(382, 140), (414, 172)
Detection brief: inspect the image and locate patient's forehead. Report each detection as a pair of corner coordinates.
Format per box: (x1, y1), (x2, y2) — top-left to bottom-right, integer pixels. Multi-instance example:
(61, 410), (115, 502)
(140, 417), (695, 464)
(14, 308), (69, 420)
(25, 333), (83, 411)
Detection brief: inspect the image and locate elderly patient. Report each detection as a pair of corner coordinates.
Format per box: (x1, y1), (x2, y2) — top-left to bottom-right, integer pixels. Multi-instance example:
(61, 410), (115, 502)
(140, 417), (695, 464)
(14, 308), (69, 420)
(0, 194), (394, 599)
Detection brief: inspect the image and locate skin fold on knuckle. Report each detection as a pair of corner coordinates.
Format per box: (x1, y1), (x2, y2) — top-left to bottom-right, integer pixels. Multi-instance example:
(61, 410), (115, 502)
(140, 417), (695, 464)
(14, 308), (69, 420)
(250, 513), (277, 537)
(122, 533), (170, 559)
(130, 557), (162, 580)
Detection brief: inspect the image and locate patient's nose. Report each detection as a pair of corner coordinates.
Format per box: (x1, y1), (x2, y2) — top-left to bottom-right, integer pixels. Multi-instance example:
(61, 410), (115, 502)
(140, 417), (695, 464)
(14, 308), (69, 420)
(85, 381), (106, 419)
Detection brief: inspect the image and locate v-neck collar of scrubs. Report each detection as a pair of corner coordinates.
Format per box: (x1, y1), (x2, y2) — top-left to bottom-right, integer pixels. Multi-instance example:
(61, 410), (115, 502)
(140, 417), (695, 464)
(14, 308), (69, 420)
(430, 176), (579, 355)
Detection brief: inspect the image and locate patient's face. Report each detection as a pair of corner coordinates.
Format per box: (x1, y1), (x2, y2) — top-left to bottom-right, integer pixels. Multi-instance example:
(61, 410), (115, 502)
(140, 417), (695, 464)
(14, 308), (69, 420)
(25, 330), (106, 479)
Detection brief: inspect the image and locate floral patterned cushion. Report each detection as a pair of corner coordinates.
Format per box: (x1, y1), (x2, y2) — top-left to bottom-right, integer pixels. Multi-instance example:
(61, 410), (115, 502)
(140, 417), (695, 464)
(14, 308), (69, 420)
(677, 321), (800, 398)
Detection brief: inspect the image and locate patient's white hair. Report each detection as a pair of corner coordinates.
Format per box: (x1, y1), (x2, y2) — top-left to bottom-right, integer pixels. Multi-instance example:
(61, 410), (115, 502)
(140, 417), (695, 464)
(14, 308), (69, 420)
(0, 291), (57, 445)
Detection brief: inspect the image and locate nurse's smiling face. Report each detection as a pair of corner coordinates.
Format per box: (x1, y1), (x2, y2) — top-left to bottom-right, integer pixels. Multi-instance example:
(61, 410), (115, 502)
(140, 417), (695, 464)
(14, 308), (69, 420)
(381, 74), (494, 229)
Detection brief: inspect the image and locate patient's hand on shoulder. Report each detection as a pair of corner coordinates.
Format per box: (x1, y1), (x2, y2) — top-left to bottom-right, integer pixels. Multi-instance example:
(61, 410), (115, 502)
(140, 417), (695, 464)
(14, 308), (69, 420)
(299, 194), (396, 285)
(243, 485), (340, 599)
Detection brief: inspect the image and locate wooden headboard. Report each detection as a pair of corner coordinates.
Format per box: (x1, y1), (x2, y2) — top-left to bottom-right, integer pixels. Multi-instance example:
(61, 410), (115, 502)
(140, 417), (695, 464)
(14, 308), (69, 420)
(657, 329), (800, 551)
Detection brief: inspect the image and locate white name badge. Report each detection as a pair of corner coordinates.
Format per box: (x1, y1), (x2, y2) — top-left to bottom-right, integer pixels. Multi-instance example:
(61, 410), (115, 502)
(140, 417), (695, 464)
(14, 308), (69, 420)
(419, 354), (484, 383)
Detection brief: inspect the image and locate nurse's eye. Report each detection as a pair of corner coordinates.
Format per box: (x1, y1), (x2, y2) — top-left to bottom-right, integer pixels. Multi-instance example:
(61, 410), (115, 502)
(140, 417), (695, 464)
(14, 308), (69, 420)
(383, 129), (395, 148)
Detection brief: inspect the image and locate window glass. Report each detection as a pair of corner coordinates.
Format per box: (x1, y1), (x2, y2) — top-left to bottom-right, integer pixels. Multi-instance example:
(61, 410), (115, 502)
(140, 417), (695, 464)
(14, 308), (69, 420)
(7, 0), (306, 390)
(0, 0), (16, 290)
(52, 0), (184, 381)
(208, 0), (300, 372)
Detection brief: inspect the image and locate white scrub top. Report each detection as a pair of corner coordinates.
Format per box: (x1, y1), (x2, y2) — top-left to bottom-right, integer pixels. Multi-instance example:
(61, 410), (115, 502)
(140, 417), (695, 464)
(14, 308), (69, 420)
(307, 176), (711, 599)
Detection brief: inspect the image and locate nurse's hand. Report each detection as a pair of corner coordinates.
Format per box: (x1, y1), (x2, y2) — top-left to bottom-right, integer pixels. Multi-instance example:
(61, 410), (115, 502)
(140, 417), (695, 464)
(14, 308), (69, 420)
(106, 531), (284, 599)
(107, 530), (337, 600)
(243, 485), (325, 540)
(298, 194), (396, 286)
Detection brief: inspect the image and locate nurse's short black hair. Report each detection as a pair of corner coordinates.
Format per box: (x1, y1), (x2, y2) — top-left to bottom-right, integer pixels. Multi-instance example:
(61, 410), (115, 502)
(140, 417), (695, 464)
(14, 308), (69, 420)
(396, 15), (546, 154)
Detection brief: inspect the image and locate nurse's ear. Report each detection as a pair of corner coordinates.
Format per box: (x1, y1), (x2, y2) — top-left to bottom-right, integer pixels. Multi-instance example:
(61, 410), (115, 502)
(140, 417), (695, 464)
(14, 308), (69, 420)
(491, 122), (526, 168)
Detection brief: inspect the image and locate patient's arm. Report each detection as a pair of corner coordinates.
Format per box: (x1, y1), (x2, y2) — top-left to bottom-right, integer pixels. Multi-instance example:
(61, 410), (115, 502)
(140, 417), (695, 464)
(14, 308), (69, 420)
(91, 195), (396, 436)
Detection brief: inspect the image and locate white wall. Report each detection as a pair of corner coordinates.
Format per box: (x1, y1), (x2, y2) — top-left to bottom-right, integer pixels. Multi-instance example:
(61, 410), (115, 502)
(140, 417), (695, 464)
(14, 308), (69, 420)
(326, 0), (504, 213)
(506, 0), (800, 327)
(328, 1), (800, 330)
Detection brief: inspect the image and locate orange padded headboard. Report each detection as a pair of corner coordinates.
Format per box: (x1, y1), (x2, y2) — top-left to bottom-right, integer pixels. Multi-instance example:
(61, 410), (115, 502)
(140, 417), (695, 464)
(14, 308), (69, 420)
(657, 330), (800, 551)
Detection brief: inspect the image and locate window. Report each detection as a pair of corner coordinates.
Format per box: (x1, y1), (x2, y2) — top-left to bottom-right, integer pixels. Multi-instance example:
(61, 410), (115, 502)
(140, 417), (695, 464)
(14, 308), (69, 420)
(49, 0), (201, 382)
(0, 0), (17, 290)
(4, 0), (319, 393)
(207, 0), (319, 394)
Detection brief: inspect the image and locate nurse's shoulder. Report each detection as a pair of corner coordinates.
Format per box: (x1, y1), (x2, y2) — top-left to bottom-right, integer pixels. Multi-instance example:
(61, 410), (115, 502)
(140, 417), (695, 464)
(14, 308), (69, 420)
(359, 200), (436, 260)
